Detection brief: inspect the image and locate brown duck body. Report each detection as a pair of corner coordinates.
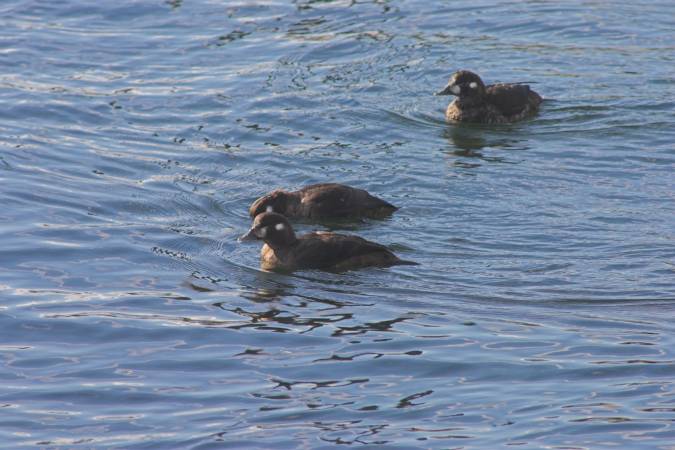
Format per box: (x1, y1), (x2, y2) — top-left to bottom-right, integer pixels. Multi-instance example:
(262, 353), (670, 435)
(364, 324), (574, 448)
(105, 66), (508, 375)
(241, 212), (415, 272)
(249, 183), (397, 220)
(445, 85), (542, 124)
(260, 231), (407, 272)
(438, 70), (543, 124)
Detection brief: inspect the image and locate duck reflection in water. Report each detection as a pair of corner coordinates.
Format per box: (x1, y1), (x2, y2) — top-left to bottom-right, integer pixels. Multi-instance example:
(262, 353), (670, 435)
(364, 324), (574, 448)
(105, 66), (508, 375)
(444, 126), (488, 156)
(443, 126), (529, 165)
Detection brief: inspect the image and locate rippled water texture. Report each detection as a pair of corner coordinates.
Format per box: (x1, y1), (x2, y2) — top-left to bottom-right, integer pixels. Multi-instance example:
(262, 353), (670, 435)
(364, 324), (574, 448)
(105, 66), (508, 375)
(1, 0), (675, 448)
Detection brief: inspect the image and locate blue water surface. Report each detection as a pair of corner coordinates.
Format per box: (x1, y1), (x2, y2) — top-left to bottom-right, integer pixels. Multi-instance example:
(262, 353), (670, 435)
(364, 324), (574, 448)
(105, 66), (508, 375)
(1, 0), (675, 448)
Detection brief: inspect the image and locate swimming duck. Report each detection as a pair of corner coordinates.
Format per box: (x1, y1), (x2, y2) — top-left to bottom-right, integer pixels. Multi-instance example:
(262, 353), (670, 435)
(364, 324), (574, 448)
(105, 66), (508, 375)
(239, 212), (416, 272)
(436, 70), (542, 124)
(249, 183), (398, 220)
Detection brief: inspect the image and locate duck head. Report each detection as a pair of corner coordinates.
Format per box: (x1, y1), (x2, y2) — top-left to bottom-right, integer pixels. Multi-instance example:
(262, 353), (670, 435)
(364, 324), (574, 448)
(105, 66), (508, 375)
(249, 190), (292, 218)
(239, 212), (297, 248)
(436, 70), (486, 98)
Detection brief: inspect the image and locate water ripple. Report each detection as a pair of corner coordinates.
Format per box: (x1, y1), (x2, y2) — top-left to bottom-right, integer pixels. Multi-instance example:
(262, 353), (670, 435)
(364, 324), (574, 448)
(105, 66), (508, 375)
(1, 0), (675, 448)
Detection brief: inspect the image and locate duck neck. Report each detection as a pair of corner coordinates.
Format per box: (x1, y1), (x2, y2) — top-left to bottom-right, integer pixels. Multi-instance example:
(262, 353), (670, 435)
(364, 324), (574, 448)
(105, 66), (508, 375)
(285, 193), (303, 216)
(264, 233), (298, 255)
(457, 94), (484, 108)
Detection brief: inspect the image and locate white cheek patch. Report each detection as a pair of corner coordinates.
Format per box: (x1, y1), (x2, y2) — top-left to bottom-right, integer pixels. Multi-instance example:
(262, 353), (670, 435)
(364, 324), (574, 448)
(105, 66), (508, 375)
(266, 205), (274, 213)
(259, 226), (268, 238)
(275, 223), (285, 231)
(451, 85), (461, 95)
(469, 82), (477, 89)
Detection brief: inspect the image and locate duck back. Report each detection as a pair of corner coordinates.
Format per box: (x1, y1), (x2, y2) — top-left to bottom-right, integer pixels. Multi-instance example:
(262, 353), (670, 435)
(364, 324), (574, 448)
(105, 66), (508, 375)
(297, 183), (397, 219)
(486, 83), (540, 117)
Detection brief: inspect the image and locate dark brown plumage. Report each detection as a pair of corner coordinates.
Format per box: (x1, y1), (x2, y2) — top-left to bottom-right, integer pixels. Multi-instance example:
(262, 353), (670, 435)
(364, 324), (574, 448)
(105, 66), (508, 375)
(436, 70), (542, 124)
(249, 183), (398, 220)
(239, 212), (416, 272)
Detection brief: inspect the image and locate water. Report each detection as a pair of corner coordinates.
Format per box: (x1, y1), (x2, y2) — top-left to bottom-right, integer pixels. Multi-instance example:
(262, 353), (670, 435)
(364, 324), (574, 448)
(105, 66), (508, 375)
(1, 0), (674, 448)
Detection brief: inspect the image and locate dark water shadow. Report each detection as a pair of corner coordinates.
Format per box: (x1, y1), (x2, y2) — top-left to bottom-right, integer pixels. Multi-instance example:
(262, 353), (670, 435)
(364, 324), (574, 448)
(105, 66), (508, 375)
(441, 125), (529, 166)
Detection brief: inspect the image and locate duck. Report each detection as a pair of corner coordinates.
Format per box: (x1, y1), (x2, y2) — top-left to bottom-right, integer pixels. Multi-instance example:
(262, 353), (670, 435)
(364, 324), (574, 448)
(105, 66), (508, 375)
(436, 70), (542, 124)
(249, 183), (398, 220)
(239, 212), (416, 272)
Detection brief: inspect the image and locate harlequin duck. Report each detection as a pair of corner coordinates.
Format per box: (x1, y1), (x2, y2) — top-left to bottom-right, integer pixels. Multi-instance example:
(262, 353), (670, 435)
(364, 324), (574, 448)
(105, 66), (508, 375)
(436, 70), (542, 124)
(239, 212), (417, 272)
(249, 183), (398, 220)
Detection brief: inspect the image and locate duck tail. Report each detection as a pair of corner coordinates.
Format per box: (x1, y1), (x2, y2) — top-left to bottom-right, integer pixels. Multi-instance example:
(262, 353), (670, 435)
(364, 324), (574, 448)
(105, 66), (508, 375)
(393, 259), (419, 266)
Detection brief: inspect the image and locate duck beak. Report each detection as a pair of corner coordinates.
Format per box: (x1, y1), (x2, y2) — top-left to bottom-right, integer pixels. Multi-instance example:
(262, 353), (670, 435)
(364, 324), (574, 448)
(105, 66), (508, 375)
(238, 227), (258, 242)
(435, 84), (458, 96)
